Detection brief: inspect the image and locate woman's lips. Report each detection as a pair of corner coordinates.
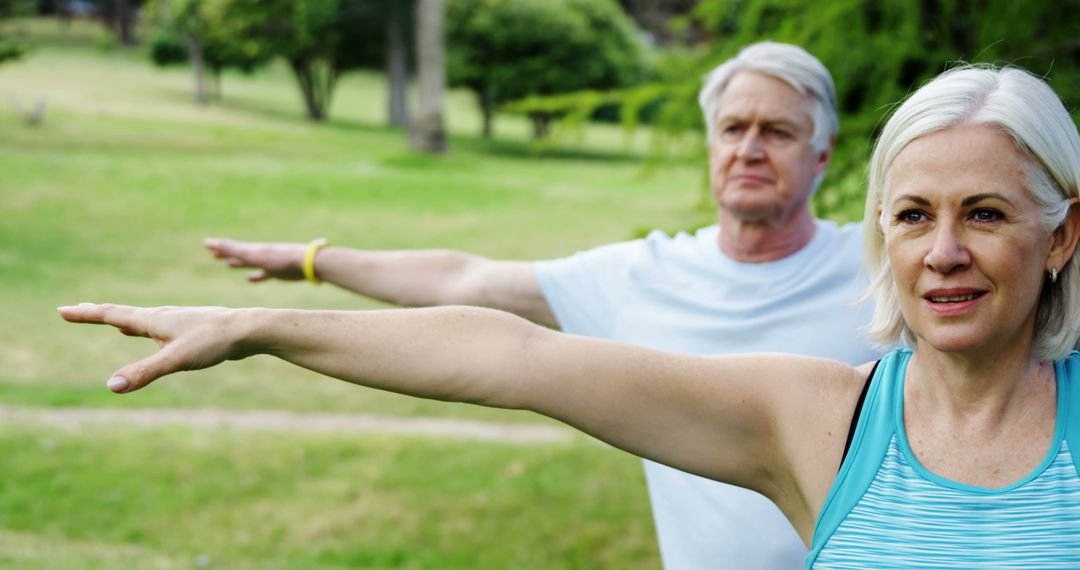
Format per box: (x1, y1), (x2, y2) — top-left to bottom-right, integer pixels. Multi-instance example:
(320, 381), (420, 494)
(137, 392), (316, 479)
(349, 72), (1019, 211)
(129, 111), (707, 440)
(922, 288), (987, 316)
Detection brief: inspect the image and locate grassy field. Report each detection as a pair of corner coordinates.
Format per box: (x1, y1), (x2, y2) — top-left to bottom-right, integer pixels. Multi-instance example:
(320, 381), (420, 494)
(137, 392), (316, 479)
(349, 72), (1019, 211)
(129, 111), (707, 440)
(0, 18), (720, 568)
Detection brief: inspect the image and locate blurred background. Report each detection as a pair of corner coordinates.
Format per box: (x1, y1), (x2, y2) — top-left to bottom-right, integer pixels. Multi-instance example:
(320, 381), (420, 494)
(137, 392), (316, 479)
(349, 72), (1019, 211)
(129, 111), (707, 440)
(0, 0), (1077, 567)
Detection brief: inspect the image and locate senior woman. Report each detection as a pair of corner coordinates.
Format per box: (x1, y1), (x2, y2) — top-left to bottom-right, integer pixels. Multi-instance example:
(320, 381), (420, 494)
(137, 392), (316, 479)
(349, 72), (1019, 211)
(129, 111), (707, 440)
(61, 64), (1080, 567)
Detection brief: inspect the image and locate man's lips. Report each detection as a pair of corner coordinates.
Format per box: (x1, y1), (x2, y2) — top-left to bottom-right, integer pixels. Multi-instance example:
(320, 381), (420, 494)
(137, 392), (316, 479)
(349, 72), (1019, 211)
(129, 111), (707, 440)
(730, 174), (773, 185)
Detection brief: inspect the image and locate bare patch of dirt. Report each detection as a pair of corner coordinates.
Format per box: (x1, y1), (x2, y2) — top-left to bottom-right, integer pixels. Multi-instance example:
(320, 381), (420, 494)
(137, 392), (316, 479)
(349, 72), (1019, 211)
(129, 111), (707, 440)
(0, 405), (575, 444)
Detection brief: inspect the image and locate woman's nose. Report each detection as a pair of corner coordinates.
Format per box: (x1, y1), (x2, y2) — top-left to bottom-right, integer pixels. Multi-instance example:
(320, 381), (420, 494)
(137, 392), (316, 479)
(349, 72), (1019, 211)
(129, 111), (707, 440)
(924, 223), (971, 274)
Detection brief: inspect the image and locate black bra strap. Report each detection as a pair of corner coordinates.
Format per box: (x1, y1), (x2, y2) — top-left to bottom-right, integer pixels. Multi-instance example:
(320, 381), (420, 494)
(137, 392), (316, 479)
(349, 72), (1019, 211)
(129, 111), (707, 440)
(840, 360), (879, 471)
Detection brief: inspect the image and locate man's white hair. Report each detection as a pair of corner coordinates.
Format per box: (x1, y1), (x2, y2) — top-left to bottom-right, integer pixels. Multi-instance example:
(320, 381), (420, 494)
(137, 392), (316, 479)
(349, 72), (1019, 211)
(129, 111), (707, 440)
(697, 41), (839, 153)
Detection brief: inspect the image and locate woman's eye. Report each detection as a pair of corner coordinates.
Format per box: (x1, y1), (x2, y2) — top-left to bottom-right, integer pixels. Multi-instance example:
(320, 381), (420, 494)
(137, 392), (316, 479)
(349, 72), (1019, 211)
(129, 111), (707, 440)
(971, 208), (1004, 222)
(896, 209), (926, 224)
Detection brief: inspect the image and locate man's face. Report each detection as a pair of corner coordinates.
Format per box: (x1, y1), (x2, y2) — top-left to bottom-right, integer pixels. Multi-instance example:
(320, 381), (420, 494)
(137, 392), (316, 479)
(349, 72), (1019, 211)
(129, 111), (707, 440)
(708, 71), (830, 226)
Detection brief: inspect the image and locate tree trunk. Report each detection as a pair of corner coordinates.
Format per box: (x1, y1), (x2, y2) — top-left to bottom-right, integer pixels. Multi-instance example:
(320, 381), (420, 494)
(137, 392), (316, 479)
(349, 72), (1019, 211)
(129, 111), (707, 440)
(409, 0), (446, 153)
(529, 113), (552, 140)
(386, 0), (409, 127)
(115, 0), (135, 46)
(291, 59), (336, 121)
(480, 89), (493, 138)
(183, 33), (209, 106)
(100, 0), (117, 37)
(210, 67), (222, 101)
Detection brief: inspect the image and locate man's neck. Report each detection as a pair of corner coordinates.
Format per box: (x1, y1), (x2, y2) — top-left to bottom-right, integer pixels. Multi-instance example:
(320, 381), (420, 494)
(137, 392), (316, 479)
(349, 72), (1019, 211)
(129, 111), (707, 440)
(716, 210), (818, 263)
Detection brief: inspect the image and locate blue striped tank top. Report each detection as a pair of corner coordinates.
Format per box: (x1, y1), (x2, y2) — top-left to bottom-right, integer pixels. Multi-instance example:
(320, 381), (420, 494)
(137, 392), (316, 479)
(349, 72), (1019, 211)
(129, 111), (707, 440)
(808, 348), (1080, 568)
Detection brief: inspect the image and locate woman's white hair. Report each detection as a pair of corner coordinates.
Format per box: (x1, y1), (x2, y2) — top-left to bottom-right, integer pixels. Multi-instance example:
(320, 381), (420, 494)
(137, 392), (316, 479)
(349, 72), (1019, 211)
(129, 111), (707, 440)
(698, 41), (839, 192)
(864, 65), (1080, 360)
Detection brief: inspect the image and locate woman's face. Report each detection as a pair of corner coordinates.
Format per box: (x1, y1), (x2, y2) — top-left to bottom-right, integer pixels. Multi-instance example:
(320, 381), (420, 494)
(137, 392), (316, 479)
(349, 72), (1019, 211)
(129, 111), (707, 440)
(883, 124), (1053, 356)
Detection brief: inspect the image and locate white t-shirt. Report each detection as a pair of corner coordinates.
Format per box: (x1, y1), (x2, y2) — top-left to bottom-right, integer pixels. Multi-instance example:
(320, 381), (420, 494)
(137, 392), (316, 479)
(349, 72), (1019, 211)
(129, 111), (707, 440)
(534, 221), (881, 569)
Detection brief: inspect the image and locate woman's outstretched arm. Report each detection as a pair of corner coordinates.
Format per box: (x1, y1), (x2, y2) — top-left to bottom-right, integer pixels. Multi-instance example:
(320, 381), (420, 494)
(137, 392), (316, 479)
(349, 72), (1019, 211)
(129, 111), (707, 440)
(57, 302), (860, 533)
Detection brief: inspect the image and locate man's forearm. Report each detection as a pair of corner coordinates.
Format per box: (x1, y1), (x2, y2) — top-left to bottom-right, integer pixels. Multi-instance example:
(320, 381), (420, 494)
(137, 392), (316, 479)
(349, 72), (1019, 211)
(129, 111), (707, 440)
(206, 239), (556, 326)
(314, 248), (556, 327)
(316, 248), (486, 306)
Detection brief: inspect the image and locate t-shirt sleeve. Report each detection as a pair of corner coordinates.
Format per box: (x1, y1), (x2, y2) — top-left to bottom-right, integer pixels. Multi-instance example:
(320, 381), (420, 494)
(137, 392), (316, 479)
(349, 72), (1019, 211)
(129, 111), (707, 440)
(533, 239), (641, 337)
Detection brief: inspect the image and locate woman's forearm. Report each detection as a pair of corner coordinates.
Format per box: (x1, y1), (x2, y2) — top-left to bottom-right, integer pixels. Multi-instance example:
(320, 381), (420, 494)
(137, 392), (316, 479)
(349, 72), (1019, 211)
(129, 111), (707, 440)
(249, 305), (541, 409)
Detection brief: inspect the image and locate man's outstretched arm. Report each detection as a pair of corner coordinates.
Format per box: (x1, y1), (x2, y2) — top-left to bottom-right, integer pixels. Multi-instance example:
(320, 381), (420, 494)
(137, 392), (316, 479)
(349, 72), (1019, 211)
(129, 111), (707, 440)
(205, 238), (556, 327)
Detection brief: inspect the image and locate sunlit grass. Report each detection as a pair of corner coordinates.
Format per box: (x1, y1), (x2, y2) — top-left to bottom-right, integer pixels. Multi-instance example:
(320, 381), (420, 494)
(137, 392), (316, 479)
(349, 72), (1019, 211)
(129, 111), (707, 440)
(0, 19), (709, 416)
(0, 424), (659, 569)
(0, 17), (691, 567)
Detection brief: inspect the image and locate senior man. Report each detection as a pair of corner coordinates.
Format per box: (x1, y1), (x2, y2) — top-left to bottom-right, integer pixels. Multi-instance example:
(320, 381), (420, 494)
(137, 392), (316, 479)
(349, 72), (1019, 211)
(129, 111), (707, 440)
(205, 42), (879, 569)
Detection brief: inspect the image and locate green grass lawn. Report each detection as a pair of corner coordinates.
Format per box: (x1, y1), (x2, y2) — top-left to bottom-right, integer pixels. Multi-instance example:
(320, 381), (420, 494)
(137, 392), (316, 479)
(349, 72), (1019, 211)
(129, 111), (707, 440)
(0, 17), (723, 567)
(0, 424), (657, 569)
(0, 18), (708, 418)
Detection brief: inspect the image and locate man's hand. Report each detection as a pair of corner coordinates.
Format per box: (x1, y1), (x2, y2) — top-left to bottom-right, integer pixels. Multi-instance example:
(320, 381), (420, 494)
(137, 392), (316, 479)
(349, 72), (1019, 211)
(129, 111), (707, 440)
(58, 303), (255, 393)
(205, 238), (306, 282)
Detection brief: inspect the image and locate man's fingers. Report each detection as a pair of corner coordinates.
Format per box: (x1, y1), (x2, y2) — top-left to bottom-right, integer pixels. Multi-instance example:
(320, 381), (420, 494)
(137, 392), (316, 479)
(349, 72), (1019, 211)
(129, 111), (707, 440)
(205, 238), (248, 261)
(206, 238), (261, 270)
(247, 270), (269, 282)
(108, 348), (184, 394)
(58, 303), (147, 334)
(227, 257), (254, 268)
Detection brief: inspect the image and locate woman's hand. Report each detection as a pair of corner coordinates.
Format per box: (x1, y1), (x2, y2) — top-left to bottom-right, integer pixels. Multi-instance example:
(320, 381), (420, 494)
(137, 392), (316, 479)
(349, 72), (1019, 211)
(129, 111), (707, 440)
(57, 303), (258, 393)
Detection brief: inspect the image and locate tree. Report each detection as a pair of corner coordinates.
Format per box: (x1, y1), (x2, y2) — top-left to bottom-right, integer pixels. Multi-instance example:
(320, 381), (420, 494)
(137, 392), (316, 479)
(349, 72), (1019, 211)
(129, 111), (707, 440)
(236, 0), (386, 121)
(446, 0), (647, 138)
(410, 0), (446, 153)
(148, 0), (274, 104)
(82, 0), (146, 46)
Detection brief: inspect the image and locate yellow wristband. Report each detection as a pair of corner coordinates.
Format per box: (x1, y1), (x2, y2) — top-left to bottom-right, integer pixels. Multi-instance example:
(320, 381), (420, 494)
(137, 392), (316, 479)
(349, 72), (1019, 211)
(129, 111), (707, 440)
(302, 238), (330, 285)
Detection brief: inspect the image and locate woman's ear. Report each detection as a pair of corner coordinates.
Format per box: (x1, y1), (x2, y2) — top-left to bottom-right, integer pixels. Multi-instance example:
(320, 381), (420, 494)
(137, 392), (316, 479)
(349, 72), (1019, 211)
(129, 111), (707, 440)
(1048, 198), (1080, 272)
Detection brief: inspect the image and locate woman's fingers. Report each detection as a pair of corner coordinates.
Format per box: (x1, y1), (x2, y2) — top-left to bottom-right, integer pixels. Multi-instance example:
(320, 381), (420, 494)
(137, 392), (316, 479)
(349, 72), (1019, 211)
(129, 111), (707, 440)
(107, 346), (186, 393)
(58, 303), (149, 335)
(61, 304), (240, 393)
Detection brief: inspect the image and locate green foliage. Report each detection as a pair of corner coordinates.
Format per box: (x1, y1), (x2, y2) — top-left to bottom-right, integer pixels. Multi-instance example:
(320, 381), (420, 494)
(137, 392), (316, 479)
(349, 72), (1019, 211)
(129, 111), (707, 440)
(0, 39), (23, 64)
(147, 0), (397, 117)
(515, 0), (1080, 222)
(689, 0), (1080, 220)
(146, 0), (274, 75)
(0, 0), (32, 64)
(148, 28), (187, 66)
(447, 0), (647, 138)
(225, 0), (398, 120)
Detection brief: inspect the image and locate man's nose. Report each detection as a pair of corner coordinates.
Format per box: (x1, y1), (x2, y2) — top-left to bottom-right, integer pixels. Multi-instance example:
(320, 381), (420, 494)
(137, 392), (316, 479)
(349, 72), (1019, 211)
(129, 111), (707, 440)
(735, 127), (765, 160)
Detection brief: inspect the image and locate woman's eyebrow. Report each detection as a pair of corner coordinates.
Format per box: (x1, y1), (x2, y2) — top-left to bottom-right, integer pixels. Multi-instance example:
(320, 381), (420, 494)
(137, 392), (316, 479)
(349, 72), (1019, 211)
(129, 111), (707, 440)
(892, 194), (931, 206)
(961, 193), (1015, 207)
